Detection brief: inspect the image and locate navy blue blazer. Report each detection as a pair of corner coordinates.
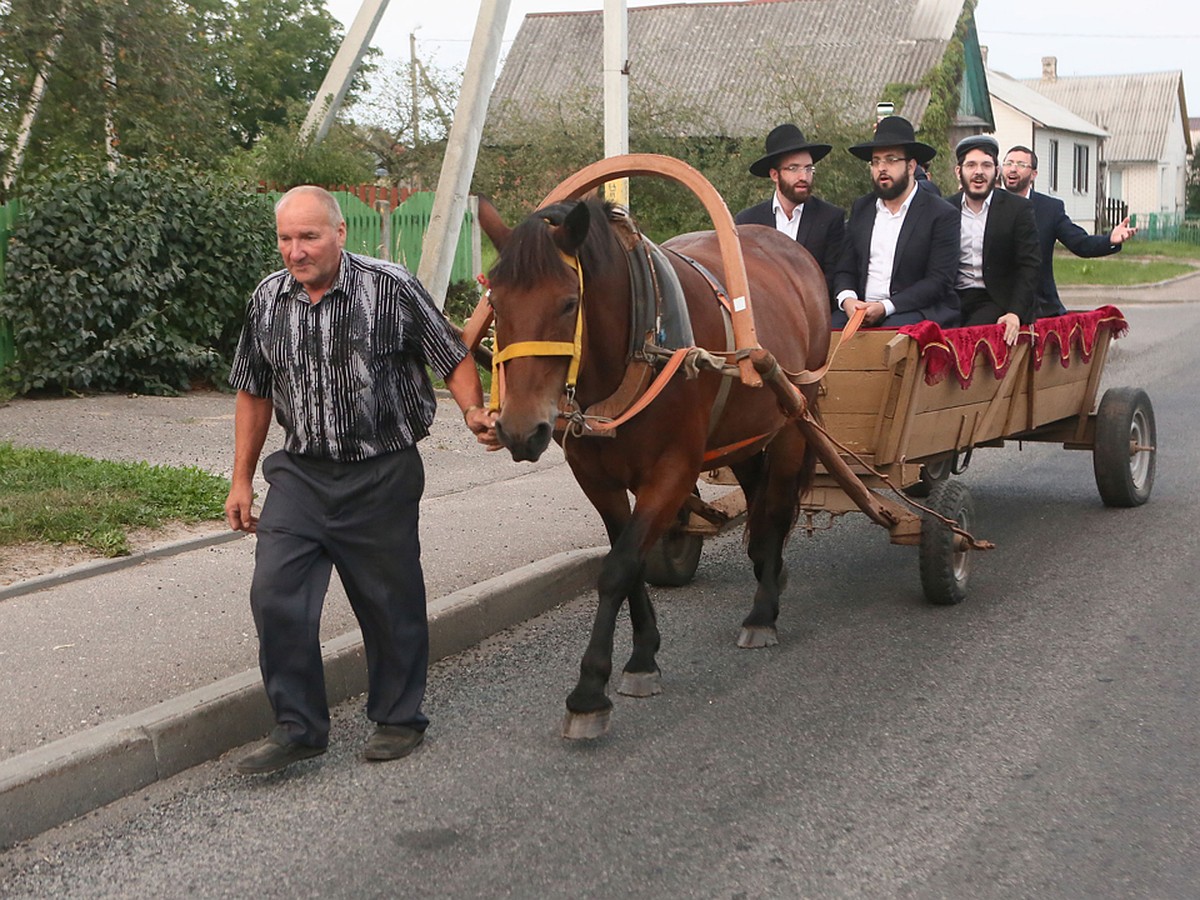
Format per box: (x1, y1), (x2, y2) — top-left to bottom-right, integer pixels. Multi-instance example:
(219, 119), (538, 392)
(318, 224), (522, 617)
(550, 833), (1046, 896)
(832, 186), (961, 327)
(947, 188), (1042, 324)
(1026, 190), (1120, 316)
(734, 195), (845, 293)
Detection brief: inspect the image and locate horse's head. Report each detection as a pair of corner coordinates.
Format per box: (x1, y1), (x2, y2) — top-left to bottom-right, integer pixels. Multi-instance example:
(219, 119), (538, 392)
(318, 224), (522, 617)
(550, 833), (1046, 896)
(481, 198), (593, 462)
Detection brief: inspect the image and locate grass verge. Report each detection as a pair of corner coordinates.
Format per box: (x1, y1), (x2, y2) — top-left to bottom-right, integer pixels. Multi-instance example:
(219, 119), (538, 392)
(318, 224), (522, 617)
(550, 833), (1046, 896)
(0, 442), (229, 557)
(1054, 239), (1200, 285)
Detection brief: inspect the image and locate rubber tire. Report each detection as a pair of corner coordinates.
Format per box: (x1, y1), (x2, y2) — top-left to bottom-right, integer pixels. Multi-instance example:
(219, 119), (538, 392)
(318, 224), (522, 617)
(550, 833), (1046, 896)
(1093, 387), (1156, 508)
(644, 529), (704, 587)
(905, 454), (952, 499)
(919, 479), (973, 606)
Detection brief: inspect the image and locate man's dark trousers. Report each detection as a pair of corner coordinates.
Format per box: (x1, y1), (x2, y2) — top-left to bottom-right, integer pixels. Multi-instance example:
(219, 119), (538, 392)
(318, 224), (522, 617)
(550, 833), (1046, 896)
(251, 447), (429, 748)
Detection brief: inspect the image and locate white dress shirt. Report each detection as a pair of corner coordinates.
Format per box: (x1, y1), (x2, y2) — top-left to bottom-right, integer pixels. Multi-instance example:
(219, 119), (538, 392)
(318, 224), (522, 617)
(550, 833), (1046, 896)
(772, 193), (804, 241)
(836, 180), (919, 316)
(956, 191), (992, 290)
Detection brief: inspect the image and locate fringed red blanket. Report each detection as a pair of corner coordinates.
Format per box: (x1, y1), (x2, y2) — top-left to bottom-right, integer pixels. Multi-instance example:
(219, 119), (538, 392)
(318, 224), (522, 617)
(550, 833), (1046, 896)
(897, 306), (1128, 388)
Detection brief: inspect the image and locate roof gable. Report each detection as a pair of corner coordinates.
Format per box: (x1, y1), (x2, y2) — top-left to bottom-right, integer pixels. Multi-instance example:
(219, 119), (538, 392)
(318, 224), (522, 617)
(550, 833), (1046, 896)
(487, 0), (988, 140)
(1021, 71), (1190, 161)
(987, 69), (1108, 137)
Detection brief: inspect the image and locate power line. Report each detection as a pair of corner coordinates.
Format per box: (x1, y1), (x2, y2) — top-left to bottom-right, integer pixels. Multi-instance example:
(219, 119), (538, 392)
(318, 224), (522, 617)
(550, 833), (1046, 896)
(981, 29), (1200, 39)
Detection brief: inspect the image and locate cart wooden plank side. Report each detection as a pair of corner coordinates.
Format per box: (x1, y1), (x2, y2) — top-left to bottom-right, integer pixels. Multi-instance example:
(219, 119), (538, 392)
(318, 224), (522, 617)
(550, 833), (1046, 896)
(650, 313), (1156, 603)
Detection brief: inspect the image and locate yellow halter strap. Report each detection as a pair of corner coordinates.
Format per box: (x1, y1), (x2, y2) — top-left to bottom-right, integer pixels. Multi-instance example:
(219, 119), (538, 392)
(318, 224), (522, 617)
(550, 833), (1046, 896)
(489, 250), (585, 413)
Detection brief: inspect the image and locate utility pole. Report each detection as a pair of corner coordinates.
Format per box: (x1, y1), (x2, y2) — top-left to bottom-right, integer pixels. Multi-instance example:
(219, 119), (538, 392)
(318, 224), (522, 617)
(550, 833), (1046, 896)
(602, 0), (629, 207)
(417, 0), (510, 309)
(410, 32), (420, 147)
(300, 0), (390, 144)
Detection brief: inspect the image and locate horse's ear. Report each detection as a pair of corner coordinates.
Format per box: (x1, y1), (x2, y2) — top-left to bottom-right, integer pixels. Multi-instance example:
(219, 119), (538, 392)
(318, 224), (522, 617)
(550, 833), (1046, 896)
(477, 195), (510, 251)
(555, 200), (590, 254)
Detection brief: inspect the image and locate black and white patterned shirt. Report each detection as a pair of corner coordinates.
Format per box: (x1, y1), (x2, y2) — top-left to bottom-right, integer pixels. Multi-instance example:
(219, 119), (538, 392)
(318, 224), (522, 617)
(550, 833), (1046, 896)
(229, 251), (468, 461)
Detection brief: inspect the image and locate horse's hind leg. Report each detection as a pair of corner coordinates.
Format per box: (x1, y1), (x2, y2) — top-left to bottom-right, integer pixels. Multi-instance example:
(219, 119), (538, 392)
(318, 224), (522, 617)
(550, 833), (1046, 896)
(617, 580), (661, 698)
(737, 428), (807, 649)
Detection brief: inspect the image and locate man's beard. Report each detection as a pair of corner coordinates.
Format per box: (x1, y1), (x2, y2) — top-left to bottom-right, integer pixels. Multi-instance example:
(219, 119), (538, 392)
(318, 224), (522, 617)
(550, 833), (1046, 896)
(1004, 168), (1034, 194)
(779, 178), (812, 206)
(874, 167), (911, 201)
(960, 171), (995, 202)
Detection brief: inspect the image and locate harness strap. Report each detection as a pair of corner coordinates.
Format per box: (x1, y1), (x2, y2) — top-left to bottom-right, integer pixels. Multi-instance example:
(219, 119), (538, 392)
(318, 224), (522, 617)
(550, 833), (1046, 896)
(567, 347), (691, 435)
(785, 306), (867, 384)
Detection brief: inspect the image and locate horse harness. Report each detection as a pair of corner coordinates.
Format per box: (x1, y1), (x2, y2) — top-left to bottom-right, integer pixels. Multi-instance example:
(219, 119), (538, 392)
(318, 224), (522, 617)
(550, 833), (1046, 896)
(489, 206), (852, 448)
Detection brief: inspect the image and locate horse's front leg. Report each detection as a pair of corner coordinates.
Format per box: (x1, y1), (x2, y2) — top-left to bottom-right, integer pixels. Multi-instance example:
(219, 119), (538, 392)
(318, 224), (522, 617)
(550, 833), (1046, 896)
(563, 507), (646, 739)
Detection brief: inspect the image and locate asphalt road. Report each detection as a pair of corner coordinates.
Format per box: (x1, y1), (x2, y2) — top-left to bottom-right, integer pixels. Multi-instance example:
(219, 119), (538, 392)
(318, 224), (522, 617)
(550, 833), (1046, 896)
(1, 301), (1196, 898)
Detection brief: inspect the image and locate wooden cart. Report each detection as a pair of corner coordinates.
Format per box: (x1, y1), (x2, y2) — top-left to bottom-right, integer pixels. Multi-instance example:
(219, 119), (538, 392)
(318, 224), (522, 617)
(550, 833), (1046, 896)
(646, 313), (1156, 603)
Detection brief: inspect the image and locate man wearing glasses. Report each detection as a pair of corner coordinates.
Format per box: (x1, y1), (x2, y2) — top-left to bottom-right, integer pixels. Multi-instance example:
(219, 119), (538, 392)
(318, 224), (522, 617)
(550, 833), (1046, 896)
(947, 135), (1041, 346)
(831, 116), (961, 327)
(736, 123), (846, 295)
(1001, 145), (1137, 318)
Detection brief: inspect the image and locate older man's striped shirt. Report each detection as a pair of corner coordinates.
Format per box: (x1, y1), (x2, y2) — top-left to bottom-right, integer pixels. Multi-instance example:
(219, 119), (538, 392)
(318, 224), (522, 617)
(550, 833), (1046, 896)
(229, 252), (468, 461)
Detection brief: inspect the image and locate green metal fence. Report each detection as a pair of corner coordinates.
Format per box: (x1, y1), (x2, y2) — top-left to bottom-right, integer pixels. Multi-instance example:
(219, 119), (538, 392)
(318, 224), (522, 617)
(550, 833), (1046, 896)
(0, 199), (22, 371)
(333, 190), (384, 257)
(270, 190), (476, 281)
(391, 192), (477, 284)
(1128, 212), (1200, 245)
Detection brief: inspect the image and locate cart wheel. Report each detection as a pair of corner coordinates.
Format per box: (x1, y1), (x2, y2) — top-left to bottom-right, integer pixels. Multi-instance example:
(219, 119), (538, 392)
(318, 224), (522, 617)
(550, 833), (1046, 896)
(1093, 387), (1156, 508)
(919, 480), (973, 605)
(644, 529), (703, 587)
(905, 455), (951, 498)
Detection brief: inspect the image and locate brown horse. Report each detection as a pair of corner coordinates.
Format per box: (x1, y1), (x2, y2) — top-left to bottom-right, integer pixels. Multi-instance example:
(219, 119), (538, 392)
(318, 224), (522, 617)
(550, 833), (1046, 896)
(480, 196), (829, 738)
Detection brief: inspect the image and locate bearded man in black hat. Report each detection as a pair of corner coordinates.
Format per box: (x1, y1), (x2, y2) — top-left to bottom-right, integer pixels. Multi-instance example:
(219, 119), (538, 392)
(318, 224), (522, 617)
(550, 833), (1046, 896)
(831, 115), (961, 328)
(735, 123), (845, 295)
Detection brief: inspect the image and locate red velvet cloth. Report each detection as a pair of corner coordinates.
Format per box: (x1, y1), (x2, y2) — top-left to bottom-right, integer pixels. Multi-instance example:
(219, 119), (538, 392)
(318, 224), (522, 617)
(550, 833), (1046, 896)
(897, 306), (1127, 388)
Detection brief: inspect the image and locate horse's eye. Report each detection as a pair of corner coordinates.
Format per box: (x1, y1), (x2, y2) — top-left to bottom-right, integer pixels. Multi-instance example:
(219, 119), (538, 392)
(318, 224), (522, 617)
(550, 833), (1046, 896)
(562, 295), (579, 316)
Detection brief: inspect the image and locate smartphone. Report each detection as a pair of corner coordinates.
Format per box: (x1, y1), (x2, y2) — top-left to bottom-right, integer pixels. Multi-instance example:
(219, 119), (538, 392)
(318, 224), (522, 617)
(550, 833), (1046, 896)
(876, 101), (895, 120)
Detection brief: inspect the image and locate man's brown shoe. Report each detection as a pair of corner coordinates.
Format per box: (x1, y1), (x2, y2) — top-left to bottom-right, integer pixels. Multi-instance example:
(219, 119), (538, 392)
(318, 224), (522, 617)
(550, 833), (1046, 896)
(236, 732), (326, 775)
(363, 725), (425, 762)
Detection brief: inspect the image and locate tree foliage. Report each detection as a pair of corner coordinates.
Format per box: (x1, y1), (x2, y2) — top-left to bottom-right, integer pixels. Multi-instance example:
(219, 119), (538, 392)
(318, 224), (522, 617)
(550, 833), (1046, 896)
(0, 0), (355, 184)
(355, 56), (462, 190)
(475, 67), (873, 243)
(0, 163), (277, 395)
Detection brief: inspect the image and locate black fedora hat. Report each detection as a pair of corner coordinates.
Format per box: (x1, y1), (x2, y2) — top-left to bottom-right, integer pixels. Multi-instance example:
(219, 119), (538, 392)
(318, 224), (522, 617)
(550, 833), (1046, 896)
(848, 115), (937, 166)
(749, 124), (833, 177)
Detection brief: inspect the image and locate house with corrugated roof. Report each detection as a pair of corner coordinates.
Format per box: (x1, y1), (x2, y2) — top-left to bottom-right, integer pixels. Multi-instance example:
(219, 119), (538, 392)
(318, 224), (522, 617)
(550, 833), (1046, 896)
(987, 67), (1109, 230)
(1022, 58), (1191, 223)
(486, 0), (993, 149)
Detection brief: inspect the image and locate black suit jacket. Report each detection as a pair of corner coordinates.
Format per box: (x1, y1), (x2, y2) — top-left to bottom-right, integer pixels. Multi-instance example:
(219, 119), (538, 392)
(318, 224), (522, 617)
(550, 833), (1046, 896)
(1027, 189), (1119, 316)
(734, 195), (845, 293)
(832, 186), (961, 327)
(948, 188), (1042, 324)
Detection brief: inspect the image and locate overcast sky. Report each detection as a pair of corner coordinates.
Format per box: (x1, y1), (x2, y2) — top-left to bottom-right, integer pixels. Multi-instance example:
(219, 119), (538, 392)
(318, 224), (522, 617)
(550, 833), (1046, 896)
(325, 0), (1199, 122)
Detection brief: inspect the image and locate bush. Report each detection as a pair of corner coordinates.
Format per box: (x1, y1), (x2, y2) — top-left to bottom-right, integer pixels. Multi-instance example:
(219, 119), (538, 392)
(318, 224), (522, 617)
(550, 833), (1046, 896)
(0, 163), (277, 395)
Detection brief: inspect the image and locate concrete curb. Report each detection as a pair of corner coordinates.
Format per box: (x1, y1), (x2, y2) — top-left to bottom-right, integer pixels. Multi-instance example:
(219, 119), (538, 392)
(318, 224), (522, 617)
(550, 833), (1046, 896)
(0, 529), (245, 602)
(0, 545), (605, 849)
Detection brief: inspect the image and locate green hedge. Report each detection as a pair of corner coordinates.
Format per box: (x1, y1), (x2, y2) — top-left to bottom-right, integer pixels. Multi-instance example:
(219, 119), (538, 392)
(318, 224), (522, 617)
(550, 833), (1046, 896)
(0, 163), (277, 395)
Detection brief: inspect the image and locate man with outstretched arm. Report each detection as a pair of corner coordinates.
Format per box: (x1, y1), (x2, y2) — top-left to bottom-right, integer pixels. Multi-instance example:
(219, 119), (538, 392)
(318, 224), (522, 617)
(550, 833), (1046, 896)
(1002, 144), (1137, 317)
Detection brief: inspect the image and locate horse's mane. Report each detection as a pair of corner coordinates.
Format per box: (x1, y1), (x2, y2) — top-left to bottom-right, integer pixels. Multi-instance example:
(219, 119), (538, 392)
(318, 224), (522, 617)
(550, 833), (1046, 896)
(489, 198), (622, 290)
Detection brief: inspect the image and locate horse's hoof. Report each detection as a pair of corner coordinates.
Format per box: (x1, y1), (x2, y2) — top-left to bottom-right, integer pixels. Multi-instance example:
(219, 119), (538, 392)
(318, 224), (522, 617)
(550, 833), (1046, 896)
(561, 708), (612, 740)
(617, 669), (662, 698)
(737, 626), (778, 649)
